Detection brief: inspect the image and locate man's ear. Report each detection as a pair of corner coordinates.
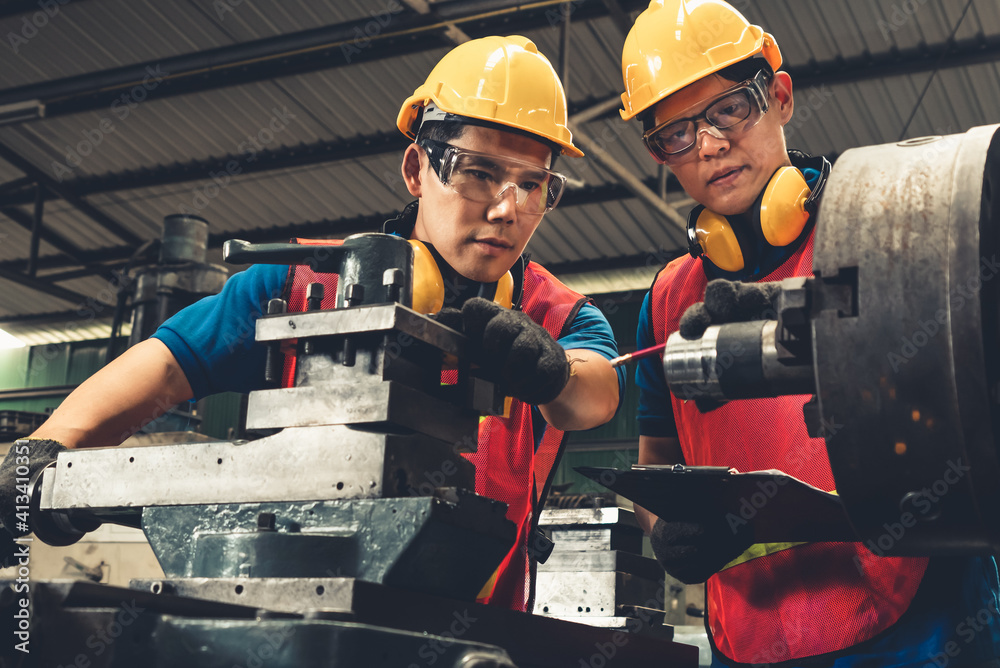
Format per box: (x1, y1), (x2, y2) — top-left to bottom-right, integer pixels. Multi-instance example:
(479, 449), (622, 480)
(401, 144), (424, 198)
(771, 71), (794, 126)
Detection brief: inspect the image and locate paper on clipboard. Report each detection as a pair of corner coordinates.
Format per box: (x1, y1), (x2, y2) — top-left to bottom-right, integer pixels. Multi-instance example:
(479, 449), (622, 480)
(575, 464), (857, 544)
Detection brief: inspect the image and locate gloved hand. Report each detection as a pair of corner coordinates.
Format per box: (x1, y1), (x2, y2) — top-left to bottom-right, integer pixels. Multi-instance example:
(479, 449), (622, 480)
(649, 515), (754, 584)
(679, 279), (780, 340)
(0, 439), (65, 539)
(445, 297), (570, 406)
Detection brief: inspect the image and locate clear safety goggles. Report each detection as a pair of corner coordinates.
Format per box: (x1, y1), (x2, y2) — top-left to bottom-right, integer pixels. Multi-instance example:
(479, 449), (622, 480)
(418, 138), (567, 214)
(642, 70), (772, 164)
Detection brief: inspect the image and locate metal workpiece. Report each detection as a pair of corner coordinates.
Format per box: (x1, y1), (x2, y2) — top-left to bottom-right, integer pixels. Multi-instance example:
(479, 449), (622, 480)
(128, 577), (697, 668)
(663, 309), (815, 402)
(140, 493), (514, 601)
(108, 615), (518, 668)
(0, 580), (519, 668)
(255, 302), (466, 354)
(535, 508), (668, 635)
(245, 381), (484, 444)
(809, 124), (1000, 555)
(40, 426), (474, 511)
(663, 326), (725, 400)
(224, 233), (415, 309)
(535, 570), (665, 619)
(538, 506), (641, 528)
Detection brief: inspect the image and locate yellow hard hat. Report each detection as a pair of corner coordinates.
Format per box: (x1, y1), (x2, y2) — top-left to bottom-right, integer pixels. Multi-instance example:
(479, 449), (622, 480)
(619, 0), (782, 122)
(397, 35), (583, 158)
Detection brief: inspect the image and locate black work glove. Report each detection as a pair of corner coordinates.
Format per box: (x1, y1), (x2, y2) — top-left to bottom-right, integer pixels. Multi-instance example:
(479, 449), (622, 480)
(432, 306), (464, 333)
(649, 516), (754, 584)
(679, 279), (780, 340)
(453, 297), (570, 406)
(0, 439), (65, 540)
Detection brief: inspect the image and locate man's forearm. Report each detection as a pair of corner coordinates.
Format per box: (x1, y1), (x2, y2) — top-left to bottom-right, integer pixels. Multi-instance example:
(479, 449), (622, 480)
(30, 338), (195, 449)
(538, 349), (619, 432)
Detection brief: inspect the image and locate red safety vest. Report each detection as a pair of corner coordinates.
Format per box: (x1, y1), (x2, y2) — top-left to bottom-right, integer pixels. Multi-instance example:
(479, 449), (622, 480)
(282, 238), (587, 612)
(650, 229), (929, 665)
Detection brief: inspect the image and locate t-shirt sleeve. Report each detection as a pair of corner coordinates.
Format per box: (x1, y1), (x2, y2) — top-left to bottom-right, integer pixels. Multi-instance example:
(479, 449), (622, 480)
(635, 291), (678, 437)
(151, 263), (289, 400)
(557, 302), (626, 401)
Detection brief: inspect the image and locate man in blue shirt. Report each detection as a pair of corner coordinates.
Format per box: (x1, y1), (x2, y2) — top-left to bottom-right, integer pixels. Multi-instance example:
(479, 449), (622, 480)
(13, 35), (624, 613)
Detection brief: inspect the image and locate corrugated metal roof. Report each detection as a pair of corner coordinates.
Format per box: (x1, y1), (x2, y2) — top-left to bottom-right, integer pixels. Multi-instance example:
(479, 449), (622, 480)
(0, 0), (998, 343)
(0, 0), (378, 87)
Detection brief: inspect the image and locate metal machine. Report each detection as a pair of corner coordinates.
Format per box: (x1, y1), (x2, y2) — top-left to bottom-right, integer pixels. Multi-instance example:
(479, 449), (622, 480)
(658, 124), (1000, 555)
(4, 234), (698, 666)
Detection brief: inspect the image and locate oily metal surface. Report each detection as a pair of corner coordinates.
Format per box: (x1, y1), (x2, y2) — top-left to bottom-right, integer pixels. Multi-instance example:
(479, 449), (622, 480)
(812, 124), (1000, 554)
(42, 426), (473, 510)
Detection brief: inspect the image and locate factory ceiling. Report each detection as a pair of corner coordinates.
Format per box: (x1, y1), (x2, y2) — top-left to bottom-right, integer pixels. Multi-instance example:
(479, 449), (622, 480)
(0, 0), (997, 343)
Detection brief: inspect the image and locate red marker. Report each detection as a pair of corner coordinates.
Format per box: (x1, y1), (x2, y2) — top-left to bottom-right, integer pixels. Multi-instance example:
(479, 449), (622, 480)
(609, 342), (667, 368)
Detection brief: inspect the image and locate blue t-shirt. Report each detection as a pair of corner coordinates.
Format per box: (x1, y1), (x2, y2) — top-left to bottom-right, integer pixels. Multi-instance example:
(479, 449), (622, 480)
(635, 180), (1000, 665)
(152, 262), (625, 430)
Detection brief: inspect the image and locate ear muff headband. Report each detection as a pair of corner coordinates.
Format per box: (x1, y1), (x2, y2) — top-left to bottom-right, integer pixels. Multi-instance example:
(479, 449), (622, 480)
(408, 240), (513, 313)
(687, 165), (812, 273)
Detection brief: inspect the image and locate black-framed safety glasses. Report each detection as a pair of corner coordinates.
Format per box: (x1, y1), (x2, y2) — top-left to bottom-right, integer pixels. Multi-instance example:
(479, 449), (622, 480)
(418, 138), (568, 214)
(642, 69), (772, 164)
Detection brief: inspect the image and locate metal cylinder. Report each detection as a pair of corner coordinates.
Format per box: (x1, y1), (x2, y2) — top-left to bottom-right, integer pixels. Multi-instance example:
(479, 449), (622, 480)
(160, 214), (209, 263)
(664, 320), (815, 401)
(812, 124), (1000, 555)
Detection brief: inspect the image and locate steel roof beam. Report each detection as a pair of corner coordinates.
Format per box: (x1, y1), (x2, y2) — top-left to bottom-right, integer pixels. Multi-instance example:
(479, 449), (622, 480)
(0, 172), (686, 279)
(0, 0), (96, 20)
(0, 0), (647, 119)
(0, 265), (89, 304)
(0, 26), (992, 209)
(0, 142), (143, 245)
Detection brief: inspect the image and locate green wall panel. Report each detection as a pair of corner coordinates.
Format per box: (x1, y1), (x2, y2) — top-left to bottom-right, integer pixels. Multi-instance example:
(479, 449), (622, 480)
(25, 344), (70, 388)
(200, 392), (244, 440)
(0, 348), (29, 390)
(66, 341), (112, 385)
(552, 447), (639, 495)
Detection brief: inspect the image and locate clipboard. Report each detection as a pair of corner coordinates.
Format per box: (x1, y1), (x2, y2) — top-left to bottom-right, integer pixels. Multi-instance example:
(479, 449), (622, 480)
(575, 464), (857, 543)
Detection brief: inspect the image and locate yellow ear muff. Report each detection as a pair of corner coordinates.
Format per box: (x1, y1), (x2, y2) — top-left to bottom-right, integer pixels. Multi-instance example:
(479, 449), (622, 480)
(408, 240), (445, 314)
(494, 271), (514, 309)
(409, 240), (514, 313)
(694, 208), (745, 273)
(760, 166), (811, 247)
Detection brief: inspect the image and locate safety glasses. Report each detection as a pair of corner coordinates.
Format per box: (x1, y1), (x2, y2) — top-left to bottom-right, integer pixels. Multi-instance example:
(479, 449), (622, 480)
(418, 138), (567, 214)
(642, 70), (772, 164)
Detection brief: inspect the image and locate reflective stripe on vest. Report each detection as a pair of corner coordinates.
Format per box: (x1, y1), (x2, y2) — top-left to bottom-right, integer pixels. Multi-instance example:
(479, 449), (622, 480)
(650, 229), (929, 665)
(283, 240), (586, 612)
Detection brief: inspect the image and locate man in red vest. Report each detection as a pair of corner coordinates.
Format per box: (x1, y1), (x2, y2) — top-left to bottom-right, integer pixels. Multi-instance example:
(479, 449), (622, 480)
(620, 1), (1000, 666)
(6, 36), (623, 613)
